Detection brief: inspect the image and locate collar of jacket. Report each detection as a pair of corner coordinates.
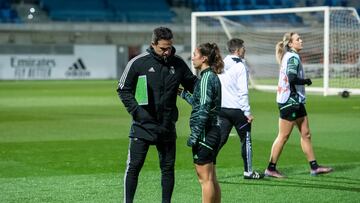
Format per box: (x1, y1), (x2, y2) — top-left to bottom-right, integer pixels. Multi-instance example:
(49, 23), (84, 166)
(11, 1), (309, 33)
(146, 46), (176, 64)
(200, 66), (212, 76)
(289, 48), (298, 54)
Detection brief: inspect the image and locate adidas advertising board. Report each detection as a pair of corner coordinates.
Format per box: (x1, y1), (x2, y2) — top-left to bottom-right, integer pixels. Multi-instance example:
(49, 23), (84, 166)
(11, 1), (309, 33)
(0, 45), (116, 80)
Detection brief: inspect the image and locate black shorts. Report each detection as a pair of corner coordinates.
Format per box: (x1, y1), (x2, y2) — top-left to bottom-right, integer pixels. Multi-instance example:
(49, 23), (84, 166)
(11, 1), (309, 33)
(192, 125), (220, 165)
(278, 103), (307, 121)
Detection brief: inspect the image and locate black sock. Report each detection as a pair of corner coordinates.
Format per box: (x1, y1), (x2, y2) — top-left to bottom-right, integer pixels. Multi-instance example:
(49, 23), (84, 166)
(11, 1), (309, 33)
(267, 162), (276, 171)
(309, 160), (319, 170)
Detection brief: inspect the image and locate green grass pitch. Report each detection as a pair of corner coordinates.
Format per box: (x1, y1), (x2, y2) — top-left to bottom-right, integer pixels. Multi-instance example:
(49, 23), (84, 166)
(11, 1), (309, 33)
(0, 80), (359, 202)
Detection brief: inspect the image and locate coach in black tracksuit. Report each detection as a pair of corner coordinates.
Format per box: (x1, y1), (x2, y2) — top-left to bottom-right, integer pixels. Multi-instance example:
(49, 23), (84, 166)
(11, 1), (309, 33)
(117, 27), (197, 203)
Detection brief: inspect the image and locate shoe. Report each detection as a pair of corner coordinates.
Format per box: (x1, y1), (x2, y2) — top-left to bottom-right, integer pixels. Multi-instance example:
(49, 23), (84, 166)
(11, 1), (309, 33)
(244, 171), (265, 179)
(310, 166), (333, 176)
(264, 169), (286, 178)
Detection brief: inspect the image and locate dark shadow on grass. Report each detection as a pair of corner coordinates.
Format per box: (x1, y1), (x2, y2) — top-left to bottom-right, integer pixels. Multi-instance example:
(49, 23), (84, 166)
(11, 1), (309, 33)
(289, 163), (360, 184)
(218, 164), (360, 193)
(317, 176), (360, 183)
(290, 163), (360, 175)
(329, 163), (360, 174)
(219, 178), (360, 193)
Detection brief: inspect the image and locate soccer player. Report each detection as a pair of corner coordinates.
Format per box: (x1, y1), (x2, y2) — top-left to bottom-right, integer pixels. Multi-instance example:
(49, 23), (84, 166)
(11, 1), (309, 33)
(117, 27), (197, 203)
(264, 32), (333, 178)
(179, 42), (224, 203)
(217, 38), (264, 179)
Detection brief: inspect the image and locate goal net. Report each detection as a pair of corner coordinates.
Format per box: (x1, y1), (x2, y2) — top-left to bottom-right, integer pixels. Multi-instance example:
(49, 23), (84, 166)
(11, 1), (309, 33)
(191, 6), (360, 96)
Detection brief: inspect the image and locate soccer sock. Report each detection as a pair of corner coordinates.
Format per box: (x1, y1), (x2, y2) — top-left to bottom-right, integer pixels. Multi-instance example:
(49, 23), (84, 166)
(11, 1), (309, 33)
(267, 162), (276, 171)
(309, 160), (319, 170)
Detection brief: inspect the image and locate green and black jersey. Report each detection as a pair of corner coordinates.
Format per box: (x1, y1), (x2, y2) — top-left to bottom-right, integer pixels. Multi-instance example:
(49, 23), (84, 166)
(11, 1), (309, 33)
(185, 67), (221, 148)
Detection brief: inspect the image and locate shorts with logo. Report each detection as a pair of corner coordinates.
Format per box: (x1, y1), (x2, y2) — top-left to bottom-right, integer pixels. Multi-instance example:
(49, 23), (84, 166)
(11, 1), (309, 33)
(278, 102), (307, 121)
(191, 125), (221, 165)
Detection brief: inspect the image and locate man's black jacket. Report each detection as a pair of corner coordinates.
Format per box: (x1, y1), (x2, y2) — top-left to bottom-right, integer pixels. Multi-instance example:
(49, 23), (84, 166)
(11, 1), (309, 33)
(117, 46), (197, 142)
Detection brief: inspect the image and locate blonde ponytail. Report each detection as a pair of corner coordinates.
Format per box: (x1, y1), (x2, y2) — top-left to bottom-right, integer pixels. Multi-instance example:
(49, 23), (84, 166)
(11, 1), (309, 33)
(275, 41), (285, 64)
(275, 32), (296, 65)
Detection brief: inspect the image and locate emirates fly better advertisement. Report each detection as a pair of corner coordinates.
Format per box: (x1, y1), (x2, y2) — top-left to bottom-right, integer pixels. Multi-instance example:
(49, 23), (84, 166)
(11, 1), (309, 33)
(0, 45), (117, 80)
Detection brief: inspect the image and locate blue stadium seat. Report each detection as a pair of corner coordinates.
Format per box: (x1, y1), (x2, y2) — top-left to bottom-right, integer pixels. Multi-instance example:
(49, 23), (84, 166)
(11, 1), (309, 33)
(270, 0), (285, 8)
(108, 0), (174, 23)
(40, 0), (112, 22)
(305, 0), (317, 7)
(242, 0), (255, 9)
(224, 0), (253, 11)
(271, 13), (303, 25)
(49, 10), (113, 22)
(219, 0), (233, 11)
(0, 0), (10, 9)
(41, 0), (175, 23)
(255, 0), (272, 9)
(126, 11), (174, 23)
(0, 0), (21, 23)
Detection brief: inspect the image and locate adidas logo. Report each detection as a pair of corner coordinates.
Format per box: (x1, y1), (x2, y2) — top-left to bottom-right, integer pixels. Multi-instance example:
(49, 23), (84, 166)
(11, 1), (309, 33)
(65, 58), (90, 77)
(148, 67), (155, 72)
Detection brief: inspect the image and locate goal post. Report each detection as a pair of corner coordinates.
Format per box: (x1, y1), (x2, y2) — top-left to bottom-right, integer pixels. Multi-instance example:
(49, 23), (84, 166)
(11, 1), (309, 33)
(191, 6), (360, 96)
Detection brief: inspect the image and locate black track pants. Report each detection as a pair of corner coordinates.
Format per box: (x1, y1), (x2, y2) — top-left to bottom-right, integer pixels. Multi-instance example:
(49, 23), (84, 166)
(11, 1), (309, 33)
(123, 137), (175, 203)
(218, 108), (253, 173)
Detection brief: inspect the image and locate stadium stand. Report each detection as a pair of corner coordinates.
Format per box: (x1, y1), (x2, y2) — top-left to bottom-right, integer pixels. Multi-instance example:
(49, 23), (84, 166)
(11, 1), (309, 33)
(191, 0), (296, 11)
(2, 0), (359, 24)
(189, 0), (360, 25)
(0, 0), (21, 23)
(38, 0), (175, 23)
(109, 0), (175, 23)
(0, 0), (359, 45)
(40, 0), (113, 22)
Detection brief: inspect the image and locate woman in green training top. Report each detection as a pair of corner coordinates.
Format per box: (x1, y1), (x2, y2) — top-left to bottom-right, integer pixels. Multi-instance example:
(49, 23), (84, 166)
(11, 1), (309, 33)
(179, 42), (224, 203)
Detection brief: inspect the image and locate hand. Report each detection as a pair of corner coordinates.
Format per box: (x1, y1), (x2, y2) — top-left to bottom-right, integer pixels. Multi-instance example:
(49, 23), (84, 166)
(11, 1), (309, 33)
(304, 78), (312, 86)
(187, 134), (198, 147)
(246, 115), (254, 123)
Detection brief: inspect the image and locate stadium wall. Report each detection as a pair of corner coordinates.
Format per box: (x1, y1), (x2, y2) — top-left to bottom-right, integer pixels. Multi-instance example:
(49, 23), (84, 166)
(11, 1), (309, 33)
(0, 23), (192, 80)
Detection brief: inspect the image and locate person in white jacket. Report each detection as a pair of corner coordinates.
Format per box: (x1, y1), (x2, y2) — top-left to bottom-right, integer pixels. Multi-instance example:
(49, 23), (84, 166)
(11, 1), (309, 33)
(217, 38), (264, 179)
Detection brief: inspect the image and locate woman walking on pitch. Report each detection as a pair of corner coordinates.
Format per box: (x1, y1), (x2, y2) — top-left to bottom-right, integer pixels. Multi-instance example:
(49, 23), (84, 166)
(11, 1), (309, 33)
(179, 42), (224, 202)
(265, 32), (333, 178)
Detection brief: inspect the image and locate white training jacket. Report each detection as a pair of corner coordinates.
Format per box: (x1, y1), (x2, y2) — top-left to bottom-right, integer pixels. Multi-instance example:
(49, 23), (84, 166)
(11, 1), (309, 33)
(276, 51), (306, 104)
(218, 54), (251, 116)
